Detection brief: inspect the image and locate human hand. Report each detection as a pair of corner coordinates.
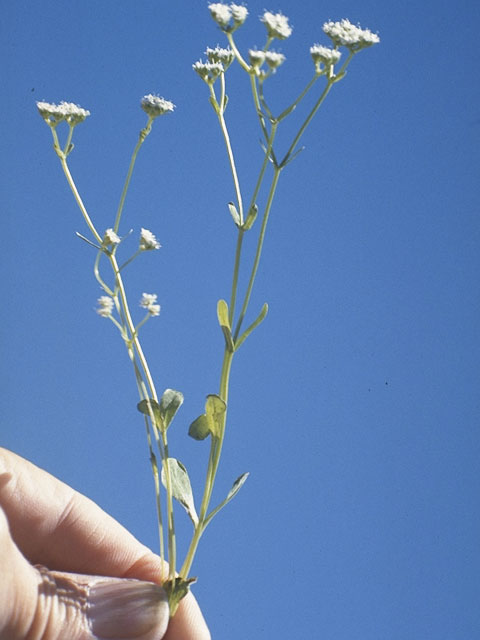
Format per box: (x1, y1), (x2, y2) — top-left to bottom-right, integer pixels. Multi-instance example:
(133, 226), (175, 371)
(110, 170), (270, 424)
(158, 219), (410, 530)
(0, 448), (211, 640)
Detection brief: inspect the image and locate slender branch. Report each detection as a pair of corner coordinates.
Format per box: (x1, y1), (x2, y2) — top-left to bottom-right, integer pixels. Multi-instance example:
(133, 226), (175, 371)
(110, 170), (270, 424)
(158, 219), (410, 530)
(113, 117), (153, 233)
(233, 166), (281, 340)
(277, 73), (319, 122)
(210, 80), (244, 222)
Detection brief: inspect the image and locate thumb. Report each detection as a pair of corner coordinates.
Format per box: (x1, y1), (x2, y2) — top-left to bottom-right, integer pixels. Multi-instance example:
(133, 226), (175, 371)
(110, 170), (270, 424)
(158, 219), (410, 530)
(0, 507), (169, 640)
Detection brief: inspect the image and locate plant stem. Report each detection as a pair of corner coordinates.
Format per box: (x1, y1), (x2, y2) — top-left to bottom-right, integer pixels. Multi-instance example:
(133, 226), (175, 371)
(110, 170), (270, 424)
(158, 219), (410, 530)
(113, 117), (153, 233)
(280, 80), (334, 167)
(57, 148), (177, 580)
(210, 80), (243, 222)
(233, 166), (281, 340)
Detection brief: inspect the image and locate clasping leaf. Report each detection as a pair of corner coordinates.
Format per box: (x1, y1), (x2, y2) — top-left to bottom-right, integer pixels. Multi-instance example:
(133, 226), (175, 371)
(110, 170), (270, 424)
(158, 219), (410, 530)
(161, 458), (198, 526)
(159, 389), (184, 429)
(217, 299), (234, 352)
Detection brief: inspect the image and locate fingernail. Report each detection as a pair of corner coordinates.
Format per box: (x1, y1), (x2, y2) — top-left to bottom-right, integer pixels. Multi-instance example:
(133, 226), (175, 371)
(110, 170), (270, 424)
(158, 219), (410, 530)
(87, 579), (169, 639)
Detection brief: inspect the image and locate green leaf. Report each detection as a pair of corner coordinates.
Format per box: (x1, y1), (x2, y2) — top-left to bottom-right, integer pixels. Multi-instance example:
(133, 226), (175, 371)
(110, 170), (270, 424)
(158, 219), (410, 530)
(205, 394), (226, 438)
(235, 303), (268, 349)
(227, 202), (241, 226)
(137, 398), (162, 427)
(188, 414), (211, 440)
(209, 95), (220, 114)
(217, 300), (234, 352)
(243, 204), (258, 230)
(333, 70), (346, 83)
(205, 471), (249, 526)
(216, 299), (230, 330)
(159, 389), (184, 429)
(161, 458), (198, 526)
(225, 471), (249, 502)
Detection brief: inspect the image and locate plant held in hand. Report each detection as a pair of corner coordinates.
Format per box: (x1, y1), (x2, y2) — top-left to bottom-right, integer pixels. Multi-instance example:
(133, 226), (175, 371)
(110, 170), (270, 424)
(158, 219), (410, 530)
(37, 3), (379, 616)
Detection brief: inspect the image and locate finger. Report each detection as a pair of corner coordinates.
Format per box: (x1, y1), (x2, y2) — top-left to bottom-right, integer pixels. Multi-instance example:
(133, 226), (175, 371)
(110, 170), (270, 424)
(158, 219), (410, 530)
(0, 506), (169, 640)
(0, 447), (157, 578)
(0, 448), (211, 639)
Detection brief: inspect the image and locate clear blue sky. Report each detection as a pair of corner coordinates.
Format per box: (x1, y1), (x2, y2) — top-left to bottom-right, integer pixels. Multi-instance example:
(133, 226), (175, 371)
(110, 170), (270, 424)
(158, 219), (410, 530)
(2, 1), (480, 638)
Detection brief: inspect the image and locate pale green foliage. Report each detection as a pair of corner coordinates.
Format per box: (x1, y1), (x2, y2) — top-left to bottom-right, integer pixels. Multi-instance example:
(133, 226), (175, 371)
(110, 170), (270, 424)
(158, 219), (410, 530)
(37, 2), (379, 617)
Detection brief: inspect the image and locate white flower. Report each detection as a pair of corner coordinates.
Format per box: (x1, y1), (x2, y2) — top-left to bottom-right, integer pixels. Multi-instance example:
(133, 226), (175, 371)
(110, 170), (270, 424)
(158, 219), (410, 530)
(230, 3), (248, 24)
(323, 19), (380, 50)
(36, 101), (90, 126)
(193, 60), (224, 84)
(103, 228), (121, 246)
(141, 94), (175, 118)
(248, 49), (266, 68)
(140, 228), (161, 251)
(310, 44), (341, 67)
(261, 11), (292, 40)
(209, 3), (232, 27)
(206, 46), (234, 69)
(96, 296), (114, 317)
(265, 51), (286, 69)
(140, 293), (161, 316)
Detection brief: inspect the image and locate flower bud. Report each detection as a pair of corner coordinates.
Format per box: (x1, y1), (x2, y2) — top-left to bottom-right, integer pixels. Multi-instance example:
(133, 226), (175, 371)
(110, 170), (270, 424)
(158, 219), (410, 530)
(208, 3), (232, 28)
(230, 4), (248, 25)
(139, 228), (161, 251)
(193, 60), (224, 84)
(261, 11), (292, 40)
(248, 49), (266, 69)
(103, 228), (121, 247)
(309, 44), (341, 73)
(141, 95), (175, 118)
(206, 46), (235, 71)
(265, 51), (286, 70)
(96, 296), (114, 317)
(140, 293), (161, 316)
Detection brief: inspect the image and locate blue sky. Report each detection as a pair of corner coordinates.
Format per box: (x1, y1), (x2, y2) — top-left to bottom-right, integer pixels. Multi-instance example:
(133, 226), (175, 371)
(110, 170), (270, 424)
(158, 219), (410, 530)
(2, 1), (480, 638)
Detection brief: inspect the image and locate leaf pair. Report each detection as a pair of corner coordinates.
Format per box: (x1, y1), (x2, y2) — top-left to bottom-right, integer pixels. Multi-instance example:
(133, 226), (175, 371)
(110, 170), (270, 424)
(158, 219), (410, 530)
(137, 388), (184, 431)
(188, 394), (226, 440)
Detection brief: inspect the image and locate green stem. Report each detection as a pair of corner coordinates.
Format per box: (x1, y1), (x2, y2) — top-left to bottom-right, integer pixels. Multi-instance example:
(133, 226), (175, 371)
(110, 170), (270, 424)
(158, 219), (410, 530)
(233, 166), (281, 341)
(226, 32), (250, 73)
(280, 80), (334, 167)
(179, 347), (234, 579)
(210, 81), (244, 222)
(58, 155), (103, 245)
(57, 152), (176, 580)
(277, 73), (319, 122)
(113, 117), (154, 233)
(229, 229), (244, 325)
(280, 53), (354, 167)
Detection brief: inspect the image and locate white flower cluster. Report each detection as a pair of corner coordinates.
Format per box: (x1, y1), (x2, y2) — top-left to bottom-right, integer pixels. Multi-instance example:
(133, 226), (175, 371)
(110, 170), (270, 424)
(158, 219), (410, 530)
(141, 95), (175, 118)
(206, 46), (235, 70)
(248, 49), (285, 73)
(36, 101), (90, 126)
(140, 228), (161, 251)
(261, 11), (292, 40)
(310, 44), (341, 71)
(208, 3), (248, 30)
(248, 49), (265, 68)
(265, 51), (286, 69)
(323, 19), (380, 50)
(96, 295), (114, 318)
(193, 60), (225, 84)
(140, 293), (161, 317)
(103, 228), (121, 247)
